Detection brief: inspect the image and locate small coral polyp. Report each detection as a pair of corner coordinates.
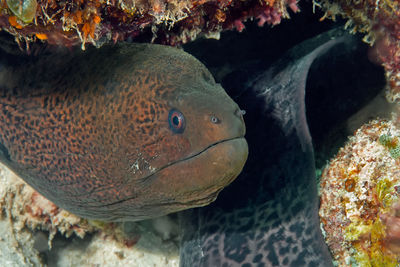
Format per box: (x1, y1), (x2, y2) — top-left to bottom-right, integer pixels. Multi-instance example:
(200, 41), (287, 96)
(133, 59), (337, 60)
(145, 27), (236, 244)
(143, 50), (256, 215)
(319, 118), (400, 266)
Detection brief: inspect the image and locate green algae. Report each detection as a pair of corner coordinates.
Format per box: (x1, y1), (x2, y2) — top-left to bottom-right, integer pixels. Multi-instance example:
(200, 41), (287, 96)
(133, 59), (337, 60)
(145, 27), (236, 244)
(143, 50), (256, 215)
(379, 134), (400, 159)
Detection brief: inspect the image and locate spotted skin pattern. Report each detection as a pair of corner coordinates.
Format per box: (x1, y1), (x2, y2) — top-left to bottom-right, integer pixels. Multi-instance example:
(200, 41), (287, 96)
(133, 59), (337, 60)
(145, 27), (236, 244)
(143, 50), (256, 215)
(0, 43), (248, 221)
(179, 30), (352, 266)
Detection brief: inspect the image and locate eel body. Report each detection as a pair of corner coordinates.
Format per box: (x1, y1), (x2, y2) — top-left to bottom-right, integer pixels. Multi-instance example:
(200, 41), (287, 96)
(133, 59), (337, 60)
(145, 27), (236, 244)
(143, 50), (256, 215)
(0, 43), (248, 221)
(179, 29), (353, 266)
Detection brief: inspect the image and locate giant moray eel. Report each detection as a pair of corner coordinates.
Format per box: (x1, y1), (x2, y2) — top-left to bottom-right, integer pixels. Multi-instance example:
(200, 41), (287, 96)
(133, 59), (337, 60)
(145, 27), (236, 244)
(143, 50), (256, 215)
(179, 29), (356, 266)
(0, 43), (248, 221)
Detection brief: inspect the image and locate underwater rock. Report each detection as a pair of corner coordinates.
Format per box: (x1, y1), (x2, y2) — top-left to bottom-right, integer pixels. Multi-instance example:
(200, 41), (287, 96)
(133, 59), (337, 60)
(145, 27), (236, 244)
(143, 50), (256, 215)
(0, 162), (179, 266)
(319, 117), (400, 266)
(0, 0), (299, 50)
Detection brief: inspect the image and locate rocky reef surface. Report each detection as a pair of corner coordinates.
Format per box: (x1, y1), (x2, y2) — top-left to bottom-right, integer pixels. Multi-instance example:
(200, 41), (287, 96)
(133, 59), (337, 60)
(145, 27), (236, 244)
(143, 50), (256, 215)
(0, 0), (299, 49)
(319, 116), (400, 266)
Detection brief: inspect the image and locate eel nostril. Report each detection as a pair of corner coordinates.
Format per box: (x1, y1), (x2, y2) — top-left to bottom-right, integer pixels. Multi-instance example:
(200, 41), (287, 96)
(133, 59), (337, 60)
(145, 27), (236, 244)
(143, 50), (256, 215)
(235, 109), (246, 118)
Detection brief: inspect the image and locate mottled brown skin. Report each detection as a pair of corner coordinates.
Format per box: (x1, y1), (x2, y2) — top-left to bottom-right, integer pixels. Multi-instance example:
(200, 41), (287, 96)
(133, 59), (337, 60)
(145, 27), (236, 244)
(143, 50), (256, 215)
(0, 43), (248, 221)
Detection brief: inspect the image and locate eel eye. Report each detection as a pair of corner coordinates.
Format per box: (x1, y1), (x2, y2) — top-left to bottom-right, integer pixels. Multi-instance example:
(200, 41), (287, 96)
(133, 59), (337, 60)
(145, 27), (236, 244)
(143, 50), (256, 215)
(210, 116), (220, 124)
(168, 109), (185, 133)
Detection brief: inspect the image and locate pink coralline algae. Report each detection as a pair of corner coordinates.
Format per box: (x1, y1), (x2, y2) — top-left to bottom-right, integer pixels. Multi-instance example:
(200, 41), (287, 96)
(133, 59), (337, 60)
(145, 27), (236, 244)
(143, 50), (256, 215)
(256, 0), (299, 26)
(257, 6), (282, 26)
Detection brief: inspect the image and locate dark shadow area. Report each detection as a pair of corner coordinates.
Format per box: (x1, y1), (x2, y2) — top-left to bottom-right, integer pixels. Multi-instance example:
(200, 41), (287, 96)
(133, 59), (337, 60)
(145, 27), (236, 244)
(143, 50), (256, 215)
(37, 231), (94, 267)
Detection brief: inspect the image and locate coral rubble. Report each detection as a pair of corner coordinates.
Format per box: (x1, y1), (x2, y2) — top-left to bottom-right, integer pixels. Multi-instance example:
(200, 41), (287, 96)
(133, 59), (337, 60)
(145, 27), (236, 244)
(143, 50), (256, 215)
(0, 0), (299, 50)
(0, 160), (94, 243)
(319, 118), (400, 266)
(319, 0), (400, 103)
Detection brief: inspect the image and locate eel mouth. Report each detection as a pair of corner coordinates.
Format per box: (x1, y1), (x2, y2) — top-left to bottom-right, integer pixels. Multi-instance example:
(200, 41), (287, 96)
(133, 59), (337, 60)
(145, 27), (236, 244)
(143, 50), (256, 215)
(159, 136), (247, 173)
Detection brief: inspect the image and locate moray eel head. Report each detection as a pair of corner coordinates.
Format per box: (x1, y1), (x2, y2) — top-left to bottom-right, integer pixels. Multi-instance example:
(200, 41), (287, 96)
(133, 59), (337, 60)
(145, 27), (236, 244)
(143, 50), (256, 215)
(0, 44), (248, 221)
(108, 45), (249, 221)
